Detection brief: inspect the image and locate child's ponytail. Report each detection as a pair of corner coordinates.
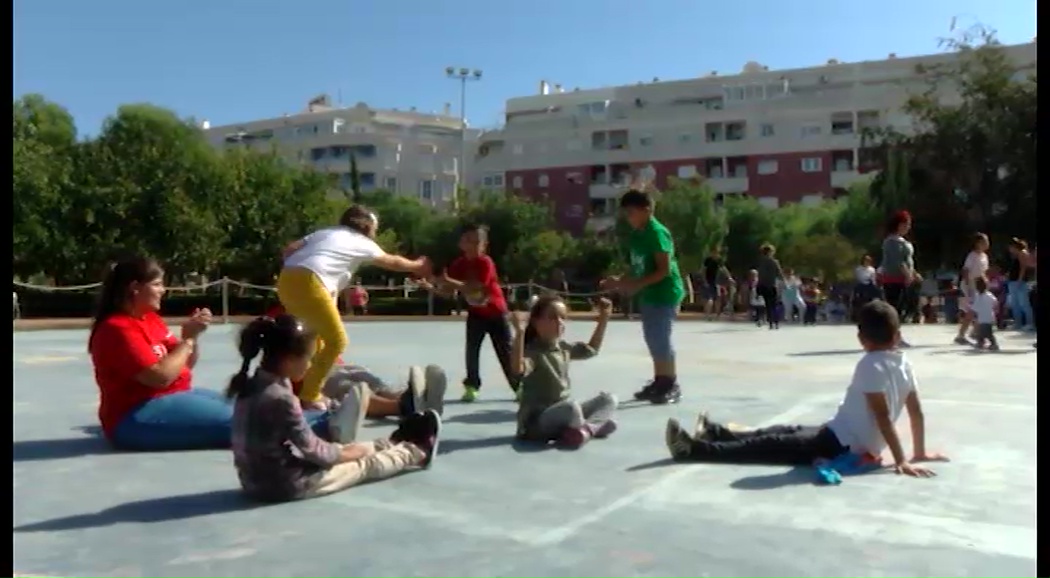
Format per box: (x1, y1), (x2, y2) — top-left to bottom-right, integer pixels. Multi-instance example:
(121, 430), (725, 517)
(226, 316), (276, 399)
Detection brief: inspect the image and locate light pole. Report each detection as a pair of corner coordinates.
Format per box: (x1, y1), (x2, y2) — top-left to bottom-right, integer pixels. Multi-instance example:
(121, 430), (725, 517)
(445, 66), (482, 212)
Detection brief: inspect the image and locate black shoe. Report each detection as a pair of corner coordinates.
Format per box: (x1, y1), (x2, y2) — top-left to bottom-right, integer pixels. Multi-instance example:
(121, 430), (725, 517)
(633, 381), (658, 401)
(390, 411), (426, 444)
(649, 382), (682, 405)
(415, 409), (442, 468)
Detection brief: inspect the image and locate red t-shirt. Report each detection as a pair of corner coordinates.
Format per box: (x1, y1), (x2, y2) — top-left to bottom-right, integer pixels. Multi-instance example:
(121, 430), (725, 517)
(264, 304), (343, 396)
(89, 312), (192, 438)
(349, 286), (368, 307)
(447, 255), (508, 318)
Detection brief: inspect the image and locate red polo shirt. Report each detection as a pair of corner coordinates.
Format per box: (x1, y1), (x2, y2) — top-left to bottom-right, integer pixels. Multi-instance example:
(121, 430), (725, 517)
(89, 312), (192, 438)
(447, 254), (508, 318)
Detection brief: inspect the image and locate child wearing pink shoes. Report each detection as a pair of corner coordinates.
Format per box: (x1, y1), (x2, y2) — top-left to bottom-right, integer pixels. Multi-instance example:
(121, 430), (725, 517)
(511, 296), (617, 448)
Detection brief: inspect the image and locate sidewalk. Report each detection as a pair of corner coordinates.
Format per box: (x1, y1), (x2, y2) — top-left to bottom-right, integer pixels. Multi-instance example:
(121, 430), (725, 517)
(13, 311), (752, 331)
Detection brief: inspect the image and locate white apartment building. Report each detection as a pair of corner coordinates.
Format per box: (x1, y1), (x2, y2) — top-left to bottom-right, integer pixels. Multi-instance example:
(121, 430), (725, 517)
(203, 95), (480, 209)
(472, 42), (1037, 234)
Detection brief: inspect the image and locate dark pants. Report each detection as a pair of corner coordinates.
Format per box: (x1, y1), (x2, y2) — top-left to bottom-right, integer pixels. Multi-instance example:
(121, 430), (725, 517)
(756, 284), (778, 328)
(351, 305), (366, 316)
(974, 323), (999, 349)
(882, 282), (906, 313)
(464, 312), (515, 390)
(685, 421), (847, 466)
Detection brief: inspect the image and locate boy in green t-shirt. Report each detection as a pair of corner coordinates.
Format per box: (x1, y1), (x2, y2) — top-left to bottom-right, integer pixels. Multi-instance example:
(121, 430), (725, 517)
(600, 188), (685, 404)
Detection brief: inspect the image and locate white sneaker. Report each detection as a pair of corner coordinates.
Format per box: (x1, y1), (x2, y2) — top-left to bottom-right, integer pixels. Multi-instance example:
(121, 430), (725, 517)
(423, 364), (448, 416)
(329, 382), (369, 443)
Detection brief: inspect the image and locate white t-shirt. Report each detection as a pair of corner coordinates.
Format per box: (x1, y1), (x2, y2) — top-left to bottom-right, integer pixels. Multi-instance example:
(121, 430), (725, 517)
(283, 227), (384, 294)
(855, 265), (876, 285)
(749, 285), (764, 306)
(826, 350), (917, 456)
(962, 251), (989, 291)
(971, 291), (998, 325)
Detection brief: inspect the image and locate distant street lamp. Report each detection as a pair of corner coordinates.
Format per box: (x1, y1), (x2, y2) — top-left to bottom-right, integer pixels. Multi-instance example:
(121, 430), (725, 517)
(445, 66), (483, 212)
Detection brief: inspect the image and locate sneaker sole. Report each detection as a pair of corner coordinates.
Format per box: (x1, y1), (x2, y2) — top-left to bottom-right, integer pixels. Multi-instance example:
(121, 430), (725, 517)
(665, 418), (689, 459)
(423, 365), (447, 416)
(330, 383), (370, 443)
(423, 409), (442, 468)
(407, 366), (426, 414)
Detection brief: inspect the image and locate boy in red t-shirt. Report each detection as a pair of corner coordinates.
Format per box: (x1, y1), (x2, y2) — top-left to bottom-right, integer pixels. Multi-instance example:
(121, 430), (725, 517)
(419, 223), (516, 402)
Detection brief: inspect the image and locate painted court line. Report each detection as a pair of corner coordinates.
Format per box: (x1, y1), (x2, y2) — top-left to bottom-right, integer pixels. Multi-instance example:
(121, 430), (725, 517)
(17, 355), (80, 365)
(333, 497), (545, 545)
(644, 489), (1036, 560)
(923, 398), (1033, 411)
(527, 394), (838, 547)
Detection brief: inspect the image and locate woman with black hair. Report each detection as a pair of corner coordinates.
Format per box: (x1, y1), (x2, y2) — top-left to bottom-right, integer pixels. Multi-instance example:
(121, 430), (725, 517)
(87, 257), (335, 451)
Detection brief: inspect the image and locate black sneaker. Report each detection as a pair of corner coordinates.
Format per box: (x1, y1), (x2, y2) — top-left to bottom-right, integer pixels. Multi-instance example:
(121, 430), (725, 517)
(633, 381), (658, 401)
(390, 411), (426, 444)
(649, 381), (682, 405)
(414, 409), (442, 468)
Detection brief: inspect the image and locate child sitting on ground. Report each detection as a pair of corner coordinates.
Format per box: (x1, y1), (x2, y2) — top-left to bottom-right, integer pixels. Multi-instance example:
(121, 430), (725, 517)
(664, 300), (948, 477)
(513, 296), (617, 448)
(228, 314), (441, 502)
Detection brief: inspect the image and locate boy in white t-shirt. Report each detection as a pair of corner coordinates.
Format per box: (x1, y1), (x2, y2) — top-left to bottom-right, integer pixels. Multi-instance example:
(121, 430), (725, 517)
(955, 233), (990, 345)
(969, 276), (1000, 351)
(665, 300), (948, 477)
(278, 205), (433, 410)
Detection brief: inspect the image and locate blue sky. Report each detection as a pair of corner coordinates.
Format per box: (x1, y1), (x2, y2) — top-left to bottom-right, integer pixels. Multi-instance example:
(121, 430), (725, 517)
(14, 0), (1036, 137)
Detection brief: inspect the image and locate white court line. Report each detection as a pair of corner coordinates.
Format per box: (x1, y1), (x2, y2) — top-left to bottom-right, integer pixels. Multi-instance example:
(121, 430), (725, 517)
(332, 496), (545, 545)
(924, 399), (1034, 411)
(527, 394), (838, 547)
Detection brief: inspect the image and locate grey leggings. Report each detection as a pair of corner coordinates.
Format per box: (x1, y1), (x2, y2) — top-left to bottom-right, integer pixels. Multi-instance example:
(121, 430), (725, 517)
(534, 392), (618, 439)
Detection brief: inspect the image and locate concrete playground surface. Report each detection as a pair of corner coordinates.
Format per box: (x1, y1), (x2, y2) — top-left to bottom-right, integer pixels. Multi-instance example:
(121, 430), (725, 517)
(13, 321), (1037, 577)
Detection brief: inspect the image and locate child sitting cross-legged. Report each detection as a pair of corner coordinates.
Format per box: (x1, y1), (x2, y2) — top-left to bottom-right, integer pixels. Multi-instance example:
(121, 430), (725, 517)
(665, 300), (949, 478)
(229, 315), (441, 502)
(513, 296), (618, 449)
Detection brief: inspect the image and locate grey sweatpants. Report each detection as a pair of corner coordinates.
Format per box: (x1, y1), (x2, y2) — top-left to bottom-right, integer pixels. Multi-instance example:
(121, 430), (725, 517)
(324, 365), (401, 400)
(534, 392), (618, 440)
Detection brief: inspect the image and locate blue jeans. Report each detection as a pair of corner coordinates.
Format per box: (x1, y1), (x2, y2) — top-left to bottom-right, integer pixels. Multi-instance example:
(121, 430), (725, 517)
(111, 388), (331, 451)
(1007, 281), (1034, 328)
(640, 303), (678, 363)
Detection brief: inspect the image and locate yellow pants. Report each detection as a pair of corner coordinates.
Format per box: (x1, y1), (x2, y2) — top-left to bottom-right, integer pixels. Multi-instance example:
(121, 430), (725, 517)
(276, 267), (348, 403)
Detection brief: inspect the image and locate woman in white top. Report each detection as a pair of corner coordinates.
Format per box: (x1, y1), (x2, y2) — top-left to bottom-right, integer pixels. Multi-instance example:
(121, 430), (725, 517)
(278, 205), (432, 410)
(854, 255), (877, 285)
(955, 232), (990, 345)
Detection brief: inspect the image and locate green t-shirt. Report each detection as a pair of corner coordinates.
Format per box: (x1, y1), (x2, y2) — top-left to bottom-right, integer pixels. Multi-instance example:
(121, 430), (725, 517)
(627, 217), (685, 306)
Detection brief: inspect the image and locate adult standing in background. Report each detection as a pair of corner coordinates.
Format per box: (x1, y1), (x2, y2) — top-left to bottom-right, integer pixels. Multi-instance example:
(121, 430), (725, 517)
(700, 247), (732, 320)
(878, 210), (915, 348)
(1006, 238), (1035, 331)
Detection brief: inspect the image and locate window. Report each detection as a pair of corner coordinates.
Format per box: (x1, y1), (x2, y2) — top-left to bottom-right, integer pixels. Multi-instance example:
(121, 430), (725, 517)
(538, 174), (549, 188)
(360, 172), (376, 188)
(677, 165), (698, 179)
(492, 175), (504, 187)
(760, 123), (775, 137)
(638, 134), (654, 147)
(310, 147), (326, 161)
(384, 176), (397, 191)
(800, 157), (823, 172)
(800, 125), (823, 137)
(419, 180), (433, 200)
(417, 143), (436, 155)
(566, 172), (583, 185)
(757, 160), (778, 175)
(512, 175), (523, 188)
(482, 176), (494, 187)
(512, 143), (524, 155)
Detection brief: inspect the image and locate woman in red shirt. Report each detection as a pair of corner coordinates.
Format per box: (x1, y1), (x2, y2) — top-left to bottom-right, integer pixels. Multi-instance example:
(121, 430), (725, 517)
(88, 258), (328, 450)
(87, 257), (234, 450)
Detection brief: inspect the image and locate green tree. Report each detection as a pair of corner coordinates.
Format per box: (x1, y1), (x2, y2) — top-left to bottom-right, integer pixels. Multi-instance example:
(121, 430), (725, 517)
(865, 28), (1036, 267)
(348, 151), (362, 202)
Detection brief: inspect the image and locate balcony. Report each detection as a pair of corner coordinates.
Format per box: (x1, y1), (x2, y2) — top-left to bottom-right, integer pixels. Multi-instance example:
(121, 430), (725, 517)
(706, 176), (750, 194)
(589, 183), (624, 199)
(831, 170), (863, 188)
